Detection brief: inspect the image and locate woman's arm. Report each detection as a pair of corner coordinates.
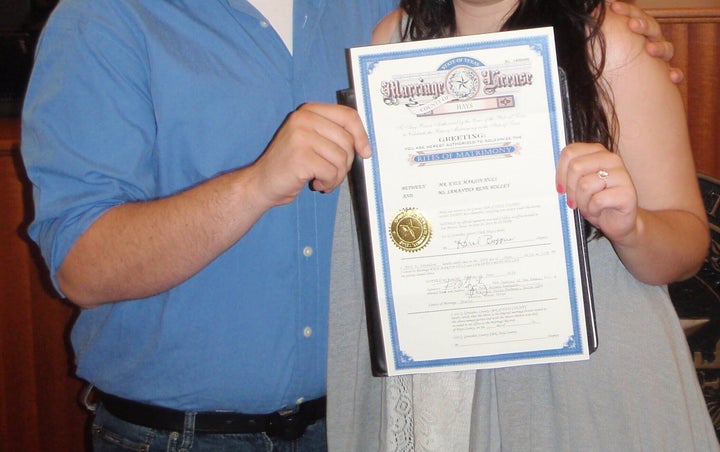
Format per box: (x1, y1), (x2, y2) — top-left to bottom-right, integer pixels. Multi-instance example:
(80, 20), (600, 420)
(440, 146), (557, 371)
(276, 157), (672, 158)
(556, 8), (708, 285)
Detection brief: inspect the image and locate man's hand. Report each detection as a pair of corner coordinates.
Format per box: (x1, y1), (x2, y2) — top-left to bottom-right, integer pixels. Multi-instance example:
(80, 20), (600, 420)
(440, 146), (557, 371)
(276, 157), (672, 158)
(609, 0), (684, 83)
(251, 102), (371, 207)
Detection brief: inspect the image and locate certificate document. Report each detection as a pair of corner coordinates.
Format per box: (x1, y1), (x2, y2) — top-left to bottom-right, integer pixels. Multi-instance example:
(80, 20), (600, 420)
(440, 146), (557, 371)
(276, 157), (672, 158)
(344, 27), (597, 376)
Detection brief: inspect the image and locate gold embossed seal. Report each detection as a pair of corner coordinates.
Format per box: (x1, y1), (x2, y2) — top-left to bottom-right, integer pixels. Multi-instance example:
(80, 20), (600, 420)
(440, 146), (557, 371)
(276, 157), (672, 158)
(389, 208), (432, 252)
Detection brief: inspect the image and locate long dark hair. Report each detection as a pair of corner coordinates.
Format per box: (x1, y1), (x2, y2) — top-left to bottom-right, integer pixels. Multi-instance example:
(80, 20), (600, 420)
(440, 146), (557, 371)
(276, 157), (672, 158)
(400, 0), (614, 150)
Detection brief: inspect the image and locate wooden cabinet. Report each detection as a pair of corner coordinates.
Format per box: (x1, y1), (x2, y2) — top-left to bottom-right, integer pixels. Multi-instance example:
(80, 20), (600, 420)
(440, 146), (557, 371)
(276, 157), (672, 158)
(635, 0), (720, 177)
(0, 119), (88, 450)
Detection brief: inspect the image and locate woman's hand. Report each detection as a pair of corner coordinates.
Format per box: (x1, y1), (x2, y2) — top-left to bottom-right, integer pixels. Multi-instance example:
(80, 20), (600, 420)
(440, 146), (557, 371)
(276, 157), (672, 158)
(556, 142), (638, 244)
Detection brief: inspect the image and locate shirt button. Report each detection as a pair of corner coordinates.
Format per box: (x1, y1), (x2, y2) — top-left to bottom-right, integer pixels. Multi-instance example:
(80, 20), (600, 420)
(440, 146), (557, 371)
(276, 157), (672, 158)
(303, 246), (313, 257)
(303, 326), (313, 338)
(296, 397), (305, 405)
(259, 20), (269, 28)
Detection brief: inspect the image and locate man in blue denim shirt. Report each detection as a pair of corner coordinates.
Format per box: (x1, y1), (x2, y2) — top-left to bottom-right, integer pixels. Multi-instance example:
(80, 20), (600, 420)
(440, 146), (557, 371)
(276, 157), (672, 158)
(20, 0), (679, 449)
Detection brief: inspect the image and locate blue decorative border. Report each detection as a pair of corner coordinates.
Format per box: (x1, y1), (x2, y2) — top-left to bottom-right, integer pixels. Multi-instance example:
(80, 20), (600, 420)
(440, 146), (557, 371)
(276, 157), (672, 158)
(356, 32), (584, 370)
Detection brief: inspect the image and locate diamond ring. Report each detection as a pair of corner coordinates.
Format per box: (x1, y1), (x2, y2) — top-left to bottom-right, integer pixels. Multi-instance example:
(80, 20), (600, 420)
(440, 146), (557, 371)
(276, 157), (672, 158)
(597, 169), (609, 189)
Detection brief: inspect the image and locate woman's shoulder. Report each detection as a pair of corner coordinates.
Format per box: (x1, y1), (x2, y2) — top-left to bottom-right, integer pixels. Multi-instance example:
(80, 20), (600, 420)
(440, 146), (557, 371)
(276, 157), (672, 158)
(599, 7), (649, 74)
(371, 8), (405, 44)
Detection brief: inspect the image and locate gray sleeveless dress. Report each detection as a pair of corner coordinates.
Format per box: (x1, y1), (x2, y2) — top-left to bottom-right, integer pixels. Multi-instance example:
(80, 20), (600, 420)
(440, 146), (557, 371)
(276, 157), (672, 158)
(327, 179), (719, 451)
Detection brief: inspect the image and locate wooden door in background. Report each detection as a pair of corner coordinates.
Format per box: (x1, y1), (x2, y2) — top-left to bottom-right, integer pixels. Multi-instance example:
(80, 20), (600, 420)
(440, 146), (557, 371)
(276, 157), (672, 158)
(0, 119), (89, 451)
(637, 0), (720, 176)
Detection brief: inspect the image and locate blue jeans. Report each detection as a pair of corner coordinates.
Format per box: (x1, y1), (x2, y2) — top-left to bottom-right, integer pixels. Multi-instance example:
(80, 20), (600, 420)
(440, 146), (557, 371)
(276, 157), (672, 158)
(91, 403), (327, 451)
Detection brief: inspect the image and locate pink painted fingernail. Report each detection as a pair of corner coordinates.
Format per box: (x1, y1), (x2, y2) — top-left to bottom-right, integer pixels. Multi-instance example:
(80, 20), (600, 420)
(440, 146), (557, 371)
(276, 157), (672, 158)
(556, 183), (565, 194)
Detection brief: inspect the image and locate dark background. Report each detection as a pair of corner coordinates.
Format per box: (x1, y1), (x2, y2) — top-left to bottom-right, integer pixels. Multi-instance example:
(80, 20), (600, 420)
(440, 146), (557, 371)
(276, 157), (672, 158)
(1, 0), (58, 117)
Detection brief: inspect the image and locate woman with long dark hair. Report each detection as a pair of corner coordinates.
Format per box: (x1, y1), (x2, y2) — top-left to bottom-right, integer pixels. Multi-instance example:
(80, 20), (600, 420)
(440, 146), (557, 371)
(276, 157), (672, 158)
(327, 0), (718, 450)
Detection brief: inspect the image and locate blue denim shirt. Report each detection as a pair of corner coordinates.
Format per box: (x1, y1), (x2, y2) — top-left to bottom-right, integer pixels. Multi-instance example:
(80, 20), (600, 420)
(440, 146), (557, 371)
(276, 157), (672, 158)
(21, 0), (395, 413)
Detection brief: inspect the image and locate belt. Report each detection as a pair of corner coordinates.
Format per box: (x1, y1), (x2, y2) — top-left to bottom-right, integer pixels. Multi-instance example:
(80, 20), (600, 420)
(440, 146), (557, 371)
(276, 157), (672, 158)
(98, 391), (326, 441)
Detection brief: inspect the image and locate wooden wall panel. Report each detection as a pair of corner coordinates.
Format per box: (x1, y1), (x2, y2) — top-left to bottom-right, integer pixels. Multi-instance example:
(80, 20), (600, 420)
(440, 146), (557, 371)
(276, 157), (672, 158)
(0, 148), (41, 452)
(684, 22), (720, 177)
(661, 21), (720, 177)
(0, 122), (89, 451)
(640, 1), (720, 178)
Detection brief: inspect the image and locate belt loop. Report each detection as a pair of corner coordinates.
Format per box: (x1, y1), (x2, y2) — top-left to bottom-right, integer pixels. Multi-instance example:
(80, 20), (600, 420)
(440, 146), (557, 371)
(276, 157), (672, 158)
(81, 384), (97, 414)
(180, 412), (196, 449)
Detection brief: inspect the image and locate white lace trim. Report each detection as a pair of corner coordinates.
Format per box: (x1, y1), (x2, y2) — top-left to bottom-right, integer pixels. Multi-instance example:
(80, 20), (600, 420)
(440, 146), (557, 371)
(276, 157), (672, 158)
(383, 372), (476, 451)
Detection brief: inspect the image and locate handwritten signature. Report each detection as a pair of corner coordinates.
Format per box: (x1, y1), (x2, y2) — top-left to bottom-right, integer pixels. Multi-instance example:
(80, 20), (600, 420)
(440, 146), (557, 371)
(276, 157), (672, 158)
(429, 275), (489, 297)
(454, 233), (514, 250)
